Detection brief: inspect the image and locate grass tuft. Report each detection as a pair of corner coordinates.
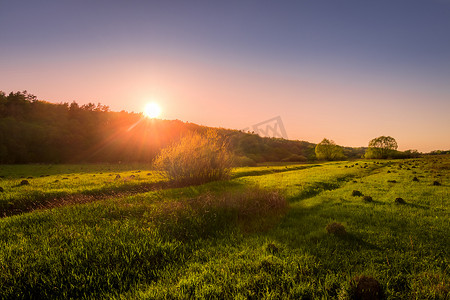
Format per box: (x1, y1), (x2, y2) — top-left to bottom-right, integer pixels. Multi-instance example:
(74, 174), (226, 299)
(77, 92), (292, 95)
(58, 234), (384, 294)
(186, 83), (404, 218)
(352, 190), (363, 197)
(363, 195), (373, 202)
(349, 275), (383, 300)
(151, 186), (288, 239)
(395, 197), (406, 204)
(326, 222), (346, 235)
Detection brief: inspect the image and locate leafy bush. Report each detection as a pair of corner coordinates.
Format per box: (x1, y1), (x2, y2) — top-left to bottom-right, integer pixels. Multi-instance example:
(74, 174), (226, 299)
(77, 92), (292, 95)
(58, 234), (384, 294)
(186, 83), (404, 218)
(153, 130), (232, 186)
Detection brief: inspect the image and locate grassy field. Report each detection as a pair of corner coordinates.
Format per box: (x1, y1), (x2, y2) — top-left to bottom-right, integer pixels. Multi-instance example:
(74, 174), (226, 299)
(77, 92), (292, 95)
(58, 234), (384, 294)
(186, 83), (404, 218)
(0, 156), (448, 299)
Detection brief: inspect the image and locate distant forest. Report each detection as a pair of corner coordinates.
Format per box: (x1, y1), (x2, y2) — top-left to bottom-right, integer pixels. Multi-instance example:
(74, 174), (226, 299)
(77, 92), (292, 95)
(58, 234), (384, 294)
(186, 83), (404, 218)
(0, 90), (368, 164)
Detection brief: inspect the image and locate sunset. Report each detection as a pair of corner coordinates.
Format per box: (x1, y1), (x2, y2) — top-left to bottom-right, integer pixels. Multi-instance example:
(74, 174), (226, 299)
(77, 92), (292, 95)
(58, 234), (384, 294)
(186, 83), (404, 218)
(144, 102), (162, 119)
(0, 1), (449, 298)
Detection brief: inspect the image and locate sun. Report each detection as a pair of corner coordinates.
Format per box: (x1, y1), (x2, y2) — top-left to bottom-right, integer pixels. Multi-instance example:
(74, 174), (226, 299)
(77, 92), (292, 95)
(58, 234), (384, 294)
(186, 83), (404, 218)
(143, 102), (161, 118)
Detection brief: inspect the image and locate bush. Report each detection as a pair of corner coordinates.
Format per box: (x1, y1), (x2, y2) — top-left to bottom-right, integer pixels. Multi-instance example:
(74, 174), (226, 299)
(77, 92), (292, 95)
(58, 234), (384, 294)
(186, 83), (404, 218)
(153, 130), (232, 186)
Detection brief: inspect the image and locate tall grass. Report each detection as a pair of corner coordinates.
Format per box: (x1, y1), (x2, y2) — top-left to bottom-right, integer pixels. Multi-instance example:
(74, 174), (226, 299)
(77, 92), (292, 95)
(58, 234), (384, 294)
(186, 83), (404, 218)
(0, 186), (287, 299)
(151, 186), (288, 239)
(153, 130), (232, 186)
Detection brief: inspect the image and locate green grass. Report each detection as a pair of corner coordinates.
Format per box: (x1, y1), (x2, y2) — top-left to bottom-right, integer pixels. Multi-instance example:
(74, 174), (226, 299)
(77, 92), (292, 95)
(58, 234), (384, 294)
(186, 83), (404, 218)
(0, 164), (167, 216)
(0, 156), (448, 299)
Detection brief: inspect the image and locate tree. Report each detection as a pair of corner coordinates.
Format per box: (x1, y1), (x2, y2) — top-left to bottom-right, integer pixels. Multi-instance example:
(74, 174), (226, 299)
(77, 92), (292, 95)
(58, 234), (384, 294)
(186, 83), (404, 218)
(365, 136), (398, 159)
(315, 138), (344, 161)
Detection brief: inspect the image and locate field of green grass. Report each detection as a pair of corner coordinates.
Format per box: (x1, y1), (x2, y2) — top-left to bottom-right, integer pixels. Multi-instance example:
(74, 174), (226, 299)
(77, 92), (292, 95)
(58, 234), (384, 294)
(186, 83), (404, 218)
(0, 156), (448, 299)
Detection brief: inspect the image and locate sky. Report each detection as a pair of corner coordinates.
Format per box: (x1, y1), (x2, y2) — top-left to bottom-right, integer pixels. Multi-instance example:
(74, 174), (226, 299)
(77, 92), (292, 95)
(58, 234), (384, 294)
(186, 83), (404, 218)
(1, 0), (449, 152)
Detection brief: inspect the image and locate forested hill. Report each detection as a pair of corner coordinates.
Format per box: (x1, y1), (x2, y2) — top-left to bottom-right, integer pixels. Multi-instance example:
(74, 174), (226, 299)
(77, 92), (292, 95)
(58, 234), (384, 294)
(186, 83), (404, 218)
(0, 91), (365, 164)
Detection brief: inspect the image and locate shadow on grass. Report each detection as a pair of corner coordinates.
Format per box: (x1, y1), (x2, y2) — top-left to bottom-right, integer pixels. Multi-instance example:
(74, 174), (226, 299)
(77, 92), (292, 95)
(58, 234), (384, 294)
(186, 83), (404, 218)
(232, 164), (320, 179)
(290, 177), (356, 202)
(1, 176), (253, 219)
(339, 233), (382, 251)
(404, 202), (430, 210)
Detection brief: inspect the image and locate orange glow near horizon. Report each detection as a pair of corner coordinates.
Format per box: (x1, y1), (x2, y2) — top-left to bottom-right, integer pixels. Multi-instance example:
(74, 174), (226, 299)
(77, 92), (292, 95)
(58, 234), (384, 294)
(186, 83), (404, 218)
(143, 102), (162, 119)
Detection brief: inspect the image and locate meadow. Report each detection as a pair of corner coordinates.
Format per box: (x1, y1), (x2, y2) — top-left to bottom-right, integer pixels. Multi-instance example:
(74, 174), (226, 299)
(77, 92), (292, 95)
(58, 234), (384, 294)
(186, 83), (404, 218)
(0, 156), (448, 299)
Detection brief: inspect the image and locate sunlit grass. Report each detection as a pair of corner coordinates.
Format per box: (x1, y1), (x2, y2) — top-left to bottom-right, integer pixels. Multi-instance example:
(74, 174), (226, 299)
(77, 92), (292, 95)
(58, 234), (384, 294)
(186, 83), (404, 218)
(0, 156), (448, 299)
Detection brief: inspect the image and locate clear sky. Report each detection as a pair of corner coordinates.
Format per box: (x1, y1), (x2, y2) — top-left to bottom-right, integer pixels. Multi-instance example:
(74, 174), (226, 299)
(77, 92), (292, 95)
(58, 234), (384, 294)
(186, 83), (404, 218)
(1, 0), (449, 152)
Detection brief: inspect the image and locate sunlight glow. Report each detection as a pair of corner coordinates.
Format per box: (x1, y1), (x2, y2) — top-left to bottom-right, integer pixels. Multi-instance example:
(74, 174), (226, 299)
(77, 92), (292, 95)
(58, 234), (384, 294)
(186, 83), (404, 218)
(144, 102), (162, 118)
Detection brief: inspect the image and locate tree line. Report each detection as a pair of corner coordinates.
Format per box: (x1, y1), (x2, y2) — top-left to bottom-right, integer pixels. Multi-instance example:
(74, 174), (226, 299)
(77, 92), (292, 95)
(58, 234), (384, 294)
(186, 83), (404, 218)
(0, 91), (423, 164)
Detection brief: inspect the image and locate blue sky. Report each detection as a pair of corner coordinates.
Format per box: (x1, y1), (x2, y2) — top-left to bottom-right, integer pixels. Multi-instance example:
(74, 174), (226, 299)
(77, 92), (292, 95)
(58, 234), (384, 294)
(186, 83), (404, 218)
(1, 0), (449, 151)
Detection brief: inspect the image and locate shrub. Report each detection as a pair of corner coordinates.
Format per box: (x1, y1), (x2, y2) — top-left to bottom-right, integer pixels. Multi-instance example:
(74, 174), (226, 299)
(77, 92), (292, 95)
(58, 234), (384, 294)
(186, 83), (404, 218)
(19, 180), (30, 186)
(412, 177), (419, 182)
(326, 222), (346, 235)
(153, 130), (232, 186)
(433, 181), (441, 186)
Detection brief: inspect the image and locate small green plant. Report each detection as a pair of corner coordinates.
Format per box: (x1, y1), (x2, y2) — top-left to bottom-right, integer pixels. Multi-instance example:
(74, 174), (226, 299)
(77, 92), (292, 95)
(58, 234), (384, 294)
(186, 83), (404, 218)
(326, 222), (346, 235)
(153, 130), (232, 186)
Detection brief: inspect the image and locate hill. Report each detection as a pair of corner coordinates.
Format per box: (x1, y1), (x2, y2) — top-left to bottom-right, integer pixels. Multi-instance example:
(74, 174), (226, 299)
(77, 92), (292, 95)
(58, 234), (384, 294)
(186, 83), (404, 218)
(0, 90), (366, 164)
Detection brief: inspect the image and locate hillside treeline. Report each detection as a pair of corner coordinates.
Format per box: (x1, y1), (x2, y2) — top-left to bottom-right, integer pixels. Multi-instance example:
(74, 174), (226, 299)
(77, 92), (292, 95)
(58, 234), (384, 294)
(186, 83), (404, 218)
(0, 91), (365, 164)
